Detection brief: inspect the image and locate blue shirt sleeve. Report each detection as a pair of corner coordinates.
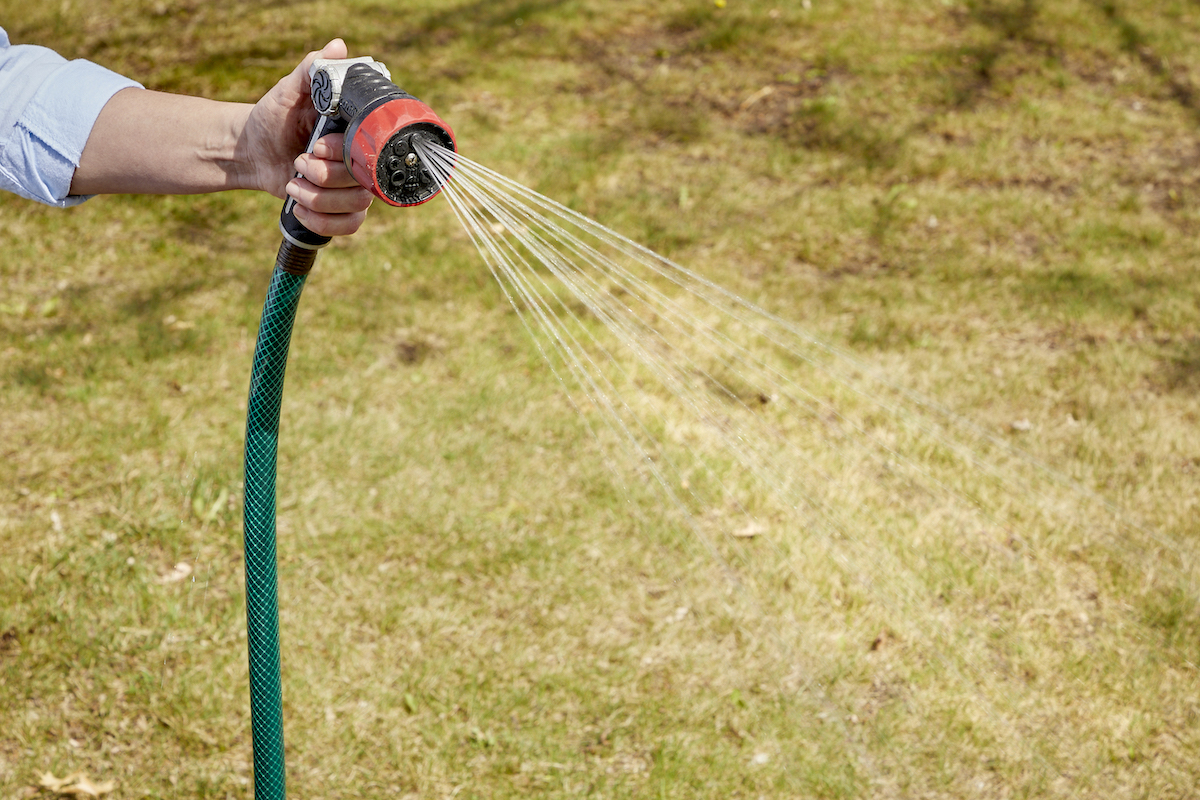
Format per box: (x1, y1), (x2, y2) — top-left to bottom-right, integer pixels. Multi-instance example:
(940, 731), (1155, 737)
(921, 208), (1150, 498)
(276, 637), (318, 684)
(0, 27), (143, 207)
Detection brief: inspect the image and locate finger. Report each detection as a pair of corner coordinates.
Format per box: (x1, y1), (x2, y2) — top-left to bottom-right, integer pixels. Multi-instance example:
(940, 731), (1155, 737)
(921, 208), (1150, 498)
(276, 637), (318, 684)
(293, 152), (363, 190)
(286, 176), (374, 214)
(298, 133), (350, 185)
(291, 204), (369, 238)
(309, 132), (345, 161)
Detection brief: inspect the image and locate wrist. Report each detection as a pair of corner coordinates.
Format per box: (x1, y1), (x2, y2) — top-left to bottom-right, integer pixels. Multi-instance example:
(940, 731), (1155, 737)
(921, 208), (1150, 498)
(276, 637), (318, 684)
(222, 102), (260, 192)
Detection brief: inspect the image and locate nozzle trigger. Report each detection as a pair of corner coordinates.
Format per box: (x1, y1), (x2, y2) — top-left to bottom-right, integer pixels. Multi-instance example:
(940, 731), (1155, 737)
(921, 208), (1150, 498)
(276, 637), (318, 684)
(279, 114), (347, 251)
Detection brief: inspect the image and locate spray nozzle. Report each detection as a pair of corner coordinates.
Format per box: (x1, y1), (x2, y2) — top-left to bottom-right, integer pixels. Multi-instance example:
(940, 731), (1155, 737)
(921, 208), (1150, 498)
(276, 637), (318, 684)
(310, 58), (455, 207)
(280, 57), (456, 252)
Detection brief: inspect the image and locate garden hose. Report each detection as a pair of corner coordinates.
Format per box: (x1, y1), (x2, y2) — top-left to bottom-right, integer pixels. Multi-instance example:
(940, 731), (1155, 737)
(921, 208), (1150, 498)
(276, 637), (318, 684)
(243, 249), (311, 800)
(242, 57), (454, 800)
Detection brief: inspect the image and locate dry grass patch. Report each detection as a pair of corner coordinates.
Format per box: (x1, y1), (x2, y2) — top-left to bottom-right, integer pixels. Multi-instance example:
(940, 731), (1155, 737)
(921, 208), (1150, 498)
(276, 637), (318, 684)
(3, 0), (1200, 798)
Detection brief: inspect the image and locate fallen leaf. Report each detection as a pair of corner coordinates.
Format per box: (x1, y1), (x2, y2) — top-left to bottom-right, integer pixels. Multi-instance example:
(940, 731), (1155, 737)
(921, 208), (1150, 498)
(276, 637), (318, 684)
(870, 628), (898, 651)
(1010, 419), (1032, 432)
(740, 85), (775, 110)
(39, 773), (116, 797)
(154, 562), (193, 585)
(161, 315), (195, 331)
(41, 771), (72, 784)
(733, 521), (766, 539)
(205, 488), (230, 522)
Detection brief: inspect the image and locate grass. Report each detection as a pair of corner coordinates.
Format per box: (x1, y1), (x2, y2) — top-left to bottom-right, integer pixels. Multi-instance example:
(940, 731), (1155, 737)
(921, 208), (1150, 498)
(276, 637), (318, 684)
(2, 0), (1200, 797)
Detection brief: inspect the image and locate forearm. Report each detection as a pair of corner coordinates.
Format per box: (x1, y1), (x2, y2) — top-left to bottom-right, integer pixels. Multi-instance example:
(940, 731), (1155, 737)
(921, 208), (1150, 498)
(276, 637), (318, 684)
(70, 88), (257, 196)
(59, 37), (371, 237)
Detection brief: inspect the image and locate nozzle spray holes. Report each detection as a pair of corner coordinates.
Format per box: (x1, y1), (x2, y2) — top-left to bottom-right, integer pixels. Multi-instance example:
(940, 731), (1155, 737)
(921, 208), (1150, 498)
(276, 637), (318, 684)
(375, 130), (446, 205)
(382, 141), (417, 188)
(387, 152), (421, 186)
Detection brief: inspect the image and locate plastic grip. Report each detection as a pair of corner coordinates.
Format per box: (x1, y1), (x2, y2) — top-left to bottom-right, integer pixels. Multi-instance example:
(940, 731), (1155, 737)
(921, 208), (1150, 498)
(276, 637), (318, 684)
(278, 115), (347, 250)
(335, 63), (415, 121)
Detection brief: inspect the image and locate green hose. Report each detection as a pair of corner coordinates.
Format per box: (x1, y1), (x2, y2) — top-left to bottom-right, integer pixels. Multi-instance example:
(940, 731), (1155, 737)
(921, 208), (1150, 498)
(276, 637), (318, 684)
(243, 242), (317, 800)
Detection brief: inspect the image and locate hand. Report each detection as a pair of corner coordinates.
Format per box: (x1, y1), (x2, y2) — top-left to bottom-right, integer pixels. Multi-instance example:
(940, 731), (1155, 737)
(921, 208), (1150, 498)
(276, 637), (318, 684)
(239, 38), (374, 236)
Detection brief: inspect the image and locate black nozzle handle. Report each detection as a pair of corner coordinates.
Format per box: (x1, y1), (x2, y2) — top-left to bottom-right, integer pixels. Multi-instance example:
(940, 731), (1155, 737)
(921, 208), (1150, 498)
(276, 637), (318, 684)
(279, 114), (349, 251)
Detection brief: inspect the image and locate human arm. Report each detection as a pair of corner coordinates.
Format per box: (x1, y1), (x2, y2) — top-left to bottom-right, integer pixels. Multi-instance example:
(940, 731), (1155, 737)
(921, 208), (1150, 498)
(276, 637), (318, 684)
(69, 39), (373, 237)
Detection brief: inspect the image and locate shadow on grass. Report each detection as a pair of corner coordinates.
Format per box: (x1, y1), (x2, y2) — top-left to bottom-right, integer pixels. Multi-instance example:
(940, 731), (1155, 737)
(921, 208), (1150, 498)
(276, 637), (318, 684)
(787, 97), (904, 170)
(1163, 337), (1200, 392)
(1016, 267), (1166, 320)
(968, 0), (1041, 40)
(386, 0), (574, 52)
(12, 0), (313, 96)
(662, 4), (775, 54)
(930, 0), (1063, 110)
(1138, 582), (1200, 666)
(1092, 0), (1200, 121)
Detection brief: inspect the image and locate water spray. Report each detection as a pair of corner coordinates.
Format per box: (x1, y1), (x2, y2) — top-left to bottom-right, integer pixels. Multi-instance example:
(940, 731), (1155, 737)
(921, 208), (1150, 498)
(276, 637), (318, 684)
(242, 56), (453, 800)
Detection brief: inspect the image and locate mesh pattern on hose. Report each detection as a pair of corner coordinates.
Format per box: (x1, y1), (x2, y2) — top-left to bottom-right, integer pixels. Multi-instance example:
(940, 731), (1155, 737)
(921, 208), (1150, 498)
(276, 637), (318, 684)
(243, 254), (310, 800)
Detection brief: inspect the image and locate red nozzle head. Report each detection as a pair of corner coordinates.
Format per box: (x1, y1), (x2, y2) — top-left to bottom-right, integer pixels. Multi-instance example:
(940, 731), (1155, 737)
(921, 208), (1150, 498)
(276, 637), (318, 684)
(344, 97), (456, 207)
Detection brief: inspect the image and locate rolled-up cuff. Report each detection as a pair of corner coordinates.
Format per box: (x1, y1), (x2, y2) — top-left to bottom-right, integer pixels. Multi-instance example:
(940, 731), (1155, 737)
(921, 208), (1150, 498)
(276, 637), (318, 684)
(0, 59), (141, 206)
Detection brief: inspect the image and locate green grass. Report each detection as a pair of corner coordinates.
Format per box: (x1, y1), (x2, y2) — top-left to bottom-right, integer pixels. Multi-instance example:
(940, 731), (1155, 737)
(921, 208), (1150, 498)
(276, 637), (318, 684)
(3, 0), (1200, 798)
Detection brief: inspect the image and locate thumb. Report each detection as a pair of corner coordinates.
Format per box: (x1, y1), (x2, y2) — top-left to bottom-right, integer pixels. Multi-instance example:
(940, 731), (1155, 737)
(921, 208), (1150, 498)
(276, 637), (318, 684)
(297, 38), (350, 87)
(319, 38), (349, 60)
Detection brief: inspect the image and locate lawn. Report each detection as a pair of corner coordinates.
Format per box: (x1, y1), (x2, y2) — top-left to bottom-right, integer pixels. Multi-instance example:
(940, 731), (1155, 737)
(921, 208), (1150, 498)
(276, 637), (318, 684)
(2, 1), (1199, 798)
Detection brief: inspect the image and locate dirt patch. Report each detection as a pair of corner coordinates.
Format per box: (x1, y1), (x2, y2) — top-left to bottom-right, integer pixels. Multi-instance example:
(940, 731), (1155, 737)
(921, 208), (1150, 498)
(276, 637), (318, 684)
(0, 628), (18, 658)
(572, 19), (829, 144)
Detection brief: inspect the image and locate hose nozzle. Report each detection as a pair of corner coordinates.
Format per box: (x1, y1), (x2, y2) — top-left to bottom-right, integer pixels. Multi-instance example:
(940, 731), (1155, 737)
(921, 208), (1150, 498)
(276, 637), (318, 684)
(311, 58), (455, 207)
(344, 94), (456, 207)
(280, 58), (456, 250)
